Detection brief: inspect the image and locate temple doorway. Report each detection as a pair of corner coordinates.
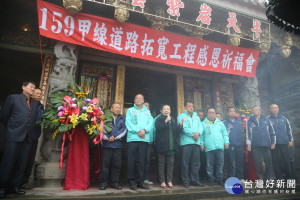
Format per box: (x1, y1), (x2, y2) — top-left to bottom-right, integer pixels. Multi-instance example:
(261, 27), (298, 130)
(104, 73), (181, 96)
(0, 49), (42, 106)
(124, 67), (177, 118)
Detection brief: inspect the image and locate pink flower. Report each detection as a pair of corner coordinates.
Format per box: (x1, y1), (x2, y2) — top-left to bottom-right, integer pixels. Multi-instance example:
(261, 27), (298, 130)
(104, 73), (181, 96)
(72, 108), (80, 115)
(58, 111), (64, 118)
(243, 118), (248, 122)
(91, 98), (99, 105)
(71, 104), (77, 108)
(63, 107), (69, 115)
(63, 96), (73, 103)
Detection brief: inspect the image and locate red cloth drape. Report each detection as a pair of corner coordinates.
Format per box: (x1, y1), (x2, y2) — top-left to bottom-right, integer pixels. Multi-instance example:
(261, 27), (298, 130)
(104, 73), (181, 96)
(63, 126), (90, 190)
(244, 150), (258, 181)
(91, 143), (101, 184)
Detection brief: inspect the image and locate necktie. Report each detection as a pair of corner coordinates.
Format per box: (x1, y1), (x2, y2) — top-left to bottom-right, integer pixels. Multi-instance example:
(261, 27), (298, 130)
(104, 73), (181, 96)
(27, 98), (31, 109)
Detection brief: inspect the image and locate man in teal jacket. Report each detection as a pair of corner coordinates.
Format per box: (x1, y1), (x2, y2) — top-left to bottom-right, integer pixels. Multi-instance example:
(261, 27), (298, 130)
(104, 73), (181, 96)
(125, 94), (153, 190)
(177, 101), (204, 188)
(200, 107), (229, 186)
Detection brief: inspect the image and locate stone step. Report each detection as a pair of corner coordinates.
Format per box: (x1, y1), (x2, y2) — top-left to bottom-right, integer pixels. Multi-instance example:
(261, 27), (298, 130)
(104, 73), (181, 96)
(4, 184), (300, 200)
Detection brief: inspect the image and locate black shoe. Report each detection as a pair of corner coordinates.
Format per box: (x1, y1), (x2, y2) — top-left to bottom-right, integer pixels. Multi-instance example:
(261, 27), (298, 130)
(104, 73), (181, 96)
(191, 182), (205, 187)
(8, 188), (25, 195)
(183, 182), (189, 188)
(207, 181), (214, 186)
(0, 188), (6, 198)
(99, 183), (107, 190)
(137, 183), (150, 189)
(111, 183), (122, 190)
(129, 184), (137, 190)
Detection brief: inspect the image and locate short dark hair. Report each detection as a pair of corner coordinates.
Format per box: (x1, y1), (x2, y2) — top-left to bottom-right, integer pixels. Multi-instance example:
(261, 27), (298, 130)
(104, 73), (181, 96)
(160, 104), (171, 111)
(207, 107), (215, 113)
(185, 101), (194, 107)
(216, 112), (222, 117)
(22, 81), (36, 87)
(35, 87), (42, 91)
(135, 94), (144, 99)
(197, 110), (204, 113)
(144, 101), (150, 105)
(227, 106), (235, 112)
(110, 102), (121, 109)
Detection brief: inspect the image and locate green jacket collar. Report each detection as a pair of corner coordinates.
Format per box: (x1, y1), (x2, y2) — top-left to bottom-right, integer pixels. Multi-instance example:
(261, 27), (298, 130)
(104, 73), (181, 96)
(184, 110), (196, 118)
(204, 117), (221, 124)
(134, 103), (147, 111)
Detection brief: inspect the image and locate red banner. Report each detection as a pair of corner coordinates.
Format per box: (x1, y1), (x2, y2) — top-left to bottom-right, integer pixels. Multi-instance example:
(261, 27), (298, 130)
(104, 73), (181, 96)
(37, 0), (260, 77)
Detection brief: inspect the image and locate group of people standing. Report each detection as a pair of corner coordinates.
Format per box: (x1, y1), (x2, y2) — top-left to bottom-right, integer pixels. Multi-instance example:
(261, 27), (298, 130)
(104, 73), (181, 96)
(99, 93), (295, 191)
(0, 86), (295, 197)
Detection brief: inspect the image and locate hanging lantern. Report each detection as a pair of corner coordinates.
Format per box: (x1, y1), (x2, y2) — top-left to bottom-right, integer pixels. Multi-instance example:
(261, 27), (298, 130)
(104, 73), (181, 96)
(114, 0), (130, 23)
(63, 0), (83, 15)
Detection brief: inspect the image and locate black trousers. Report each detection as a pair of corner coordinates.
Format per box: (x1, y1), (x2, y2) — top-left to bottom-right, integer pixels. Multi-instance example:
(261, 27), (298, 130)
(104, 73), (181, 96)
(271, 144), (292, 179)
(99, 147), (123, 185)
(22, 140), (38, 184)
(199, 150), (207, 179)
(127, 141), (148, 185)
(225, 146), (244, 179)
(0, 138), (32, 188)
(252, 147), (272, 180)
(181, 144), (200, 184)
(144, 144), (151, 181)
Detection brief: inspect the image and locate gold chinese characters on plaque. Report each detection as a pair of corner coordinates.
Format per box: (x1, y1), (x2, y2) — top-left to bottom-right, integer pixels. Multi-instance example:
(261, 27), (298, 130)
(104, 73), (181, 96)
(40, 55), (54, 105)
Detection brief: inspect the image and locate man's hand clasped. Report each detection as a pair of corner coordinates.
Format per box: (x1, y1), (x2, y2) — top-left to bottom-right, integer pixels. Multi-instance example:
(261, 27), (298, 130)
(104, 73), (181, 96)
(138, 129), (146, 139)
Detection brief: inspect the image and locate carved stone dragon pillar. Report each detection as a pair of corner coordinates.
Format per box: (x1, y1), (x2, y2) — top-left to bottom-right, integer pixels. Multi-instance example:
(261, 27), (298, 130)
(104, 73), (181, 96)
(36, 42), (78, 187)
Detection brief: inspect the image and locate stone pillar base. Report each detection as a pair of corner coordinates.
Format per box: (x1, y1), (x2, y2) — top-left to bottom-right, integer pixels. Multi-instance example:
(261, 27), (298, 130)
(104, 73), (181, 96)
(36, 161), (66, 188)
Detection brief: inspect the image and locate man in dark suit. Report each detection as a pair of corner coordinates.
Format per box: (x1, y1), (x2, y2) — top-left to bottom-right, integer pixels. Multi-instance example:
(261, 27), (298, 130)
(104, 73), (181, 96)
(22, 88), (44, 189)
(0, 81), (39, 198)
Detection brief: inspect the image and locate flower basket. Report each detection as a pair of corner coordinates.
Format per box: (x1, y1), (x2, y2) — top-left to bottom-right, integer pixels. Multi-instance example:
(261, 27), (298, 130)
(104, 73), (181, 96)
(40, 79), (113, 189)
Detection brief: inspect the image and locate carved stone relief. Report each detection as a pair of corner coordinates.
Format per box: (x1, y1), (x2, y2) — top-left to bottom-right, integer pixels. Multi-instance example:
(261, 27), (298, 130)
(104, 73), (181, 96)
(237, 76), (261, 108)
(48, 42), (78, 93)
(227, 34), (241, 47)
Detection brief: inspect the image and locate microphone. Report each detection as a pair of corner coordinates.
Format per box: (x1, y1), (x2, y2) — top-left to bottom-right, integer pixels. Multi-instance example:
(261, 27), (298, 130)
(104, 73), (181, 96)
(167, 114), (171, 124)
